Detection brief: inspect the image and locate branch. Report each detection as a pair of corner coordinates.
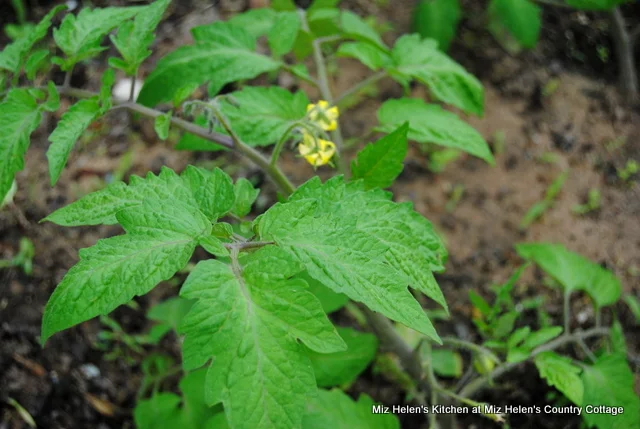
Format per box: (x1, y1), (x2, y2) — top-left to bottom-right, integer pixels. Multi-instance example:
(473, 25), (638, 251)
(224, 241), (274, 250)
(610, 7), (639, 104)
(458, 328), (610, 399)
(55, 86), (295, 196)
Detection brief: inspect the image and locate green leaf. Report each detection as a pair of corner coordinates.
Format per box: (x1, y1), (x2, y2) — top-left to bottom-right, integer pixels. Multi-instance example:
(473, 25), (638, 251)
(99, 68), (116, 112)
(154, 111), (172, 140)
(469, 290), (491, 316)
(0, 89), (42, 202)
(231, 178), (260, 218)
(432, 348), (463, 378)
(228, 9), (277, 38)
(0, 5), (66, 74)
(181, 166), (235, 221)
(199, 236), (230, 258)
(507, 326), (531, 348)
(42, 198), (211, 343)
(351, 122), (409, 189)
(308, 327), (378, 387)
(296, 271), (348, 314)
(565, 0), (628, 10)
(387, 35), (484, 115)
(516, 243), (622, 307)
(336, 41), (392, 71)
(218, 86), (309, 146)
(176, 115), (227, 152)
(24, 49), (50, 80)
(147, 296), (194, 332)
(46, 98), (102, 186)
(487, 0), (541, 50)
(110, 0), (170, 75)
(272, 0), (297, 10)
(413, 0), (461, 51)
(256, 176), (446, 342)
(340, 11), (389, 52)
(610, 319), (627, 355)
(53, 6), (142, 70)
(581, 354), (640, 429)
(268, 11), (301, 56)
(623, 295), (640, 324)
(493, 312), (517, 338)
(535, 351), (583, 405)
(520, 326), (563, 350)
(135, 370), (230, 429)
(308, 0), (341, 12)
(179, 246), (345, 429)
(378, 98), (493, 164)
(303, 389), (399, 429)
(44, 167), (196, 226)
(506, 347), (529, 364)
(138, 22), (281, 106)
(42, 81), (60, 113)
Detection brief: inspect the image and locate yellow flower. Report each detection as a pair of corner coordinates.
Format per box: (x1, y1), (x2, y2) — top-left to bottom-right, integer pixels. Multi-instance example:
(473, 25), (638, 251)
(306, 100), (339, 131)
(298, 132), (336, 167)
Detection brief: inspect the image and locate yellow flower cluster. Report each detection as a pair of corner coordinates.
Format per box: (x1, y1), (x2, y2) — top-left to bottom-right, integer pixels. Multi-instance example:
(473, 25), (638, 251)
(298, 101), (339, 167)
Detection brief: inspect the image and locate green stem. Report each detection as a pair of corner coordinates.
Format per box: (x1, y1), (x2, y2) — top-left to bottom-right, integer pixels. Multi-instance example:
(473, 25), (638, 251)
(224, 241), (274, 251)
(441, 337), (500, 364)
(563, 289), (571, 334)
(281, 64), (320, 87)
(334, 70), (387, 106)
(424, 342), (438, 429)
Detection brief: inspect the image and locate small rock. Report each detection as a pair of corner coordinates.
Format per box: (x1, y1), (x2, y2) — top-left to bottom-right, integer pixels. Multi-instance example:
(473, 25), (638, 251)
(79, 363), (100, 380)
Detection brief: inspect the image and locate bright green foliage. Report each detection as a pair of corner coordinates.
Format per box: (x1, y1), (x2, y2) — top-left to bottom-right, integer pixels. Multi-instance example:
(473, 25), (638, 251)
(176, 116), (227, 152)
(520, 326), (563, 349)
(387, 34), (484, 115)
(154, 111), (172, 140)
(535, 351), (583, 405)
(138, 22), (281, 106)
(53, 6), (142, 70)
(413, 0), (461, 51)
(487, 0), (541, 50)
(228, 9), (277, 38)
(44, 167), (199, 226)
(42, 82), (60, 113)
(336, 42), (391, 70)
(46, 98), (102, 185)
(377, 98), (493, 164)
(0, 89), (43, 201)
(0, 5), (66, 74)
(566, 0), (629, 9)
(135, 370), (229, 429)
(308, 327), (378, 387)
(41, 196), (212, 343)
(340, 11), (389, 52)
(147, 296), (194, 340)
(179, 247), (345, 429)
(303, 389), (399, 429)
(256, 176), (447, 342)
(25, 49), (51, 80)
(581, 354), (640, 429)
(182, 165), (235, 220)
(110, 0), (170, 76)
(231, 178), (260, 218)
(218, 87), (309, 146)
(268, 11), (301, 56)
(298, 271), (349, 314)
(351, 123), (409, 189)
(432, 349), (463, 377)
(516, 243), (622, 307)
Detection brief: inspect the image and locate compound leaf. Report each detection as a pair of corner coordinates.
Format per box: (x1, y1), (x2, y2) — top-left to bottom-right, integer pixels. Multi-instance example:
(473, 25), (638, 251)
(534, 351), (583, 405)
(581, 354), (640, 429)
(218, 86), (309, 146)
(110, 0), (170, 76)
(387, 34), (483, 115)
(303, 389), (399, 429)
(256, 176), (446, 342)
(377, 98), (493, 164)
(53, 5), (142, 70)
(0, 89), (42, 202)
(308, 327), (378, 387)
(516, 243), (622, 307)
(44, 167), (196, 226)
(413, 0), (461, 51)
(179, 246), (345, 429)
(0, 5), (66, 74)
(46, 98), (102, 185)
(138, 22), (281, 106)
(42, 198), (211, 343)
(351, 122), (409, 189)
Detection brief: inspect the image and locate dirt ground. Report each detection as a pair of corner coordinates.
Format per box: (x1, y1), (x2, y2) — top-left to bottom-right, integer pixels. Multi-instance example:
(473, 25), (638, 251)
(1, 1), (639, 428)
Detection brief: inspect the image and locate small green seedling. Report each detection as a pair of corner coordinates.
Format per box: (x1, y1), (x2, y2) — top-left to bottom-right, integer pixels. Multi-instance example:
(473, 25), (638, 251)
(572, 188), (601, 215)
(520, 170), (568, 229)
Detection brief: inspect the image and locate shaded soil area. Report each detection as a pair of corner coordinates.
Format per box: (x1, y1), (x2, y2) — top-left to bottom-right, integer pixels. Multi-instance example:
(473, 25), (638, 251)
(1, 1), (639, 428)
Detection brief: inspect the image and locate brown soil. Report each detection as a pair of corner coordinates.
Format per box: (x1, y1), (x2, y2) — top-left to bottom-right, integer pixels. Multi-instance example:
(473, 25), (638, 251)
(1, 1), (639, 429)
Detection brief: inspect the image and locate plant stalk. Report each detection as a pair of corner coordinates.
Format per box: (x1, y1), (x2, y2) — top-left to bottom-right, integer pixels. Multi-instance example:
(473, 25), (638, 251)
(610, 7), (639, 104)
